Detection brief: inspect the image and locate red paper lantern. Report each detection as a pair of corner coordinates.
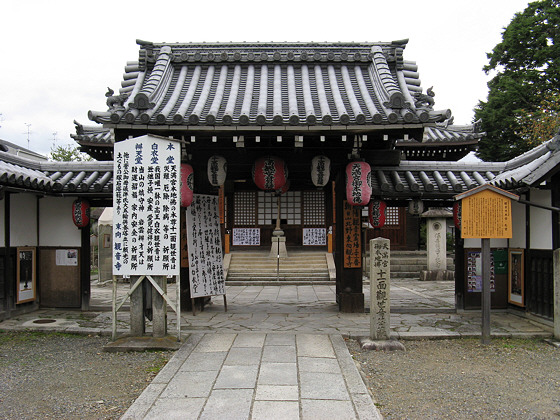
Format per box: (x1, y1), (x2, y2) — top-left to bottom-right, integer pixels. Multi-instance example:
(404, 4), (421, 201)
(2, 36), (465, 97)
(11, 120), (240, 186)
(345, 161), (372, 206)
(311, 155), (330, 187)
(72, 198), (90, 228)
(453, 201), (462, 230)
(368, 199), (387, 228)
(180, 163), (194, 207)
(253, 156), (288, 191)
(276, 180), (290, 195)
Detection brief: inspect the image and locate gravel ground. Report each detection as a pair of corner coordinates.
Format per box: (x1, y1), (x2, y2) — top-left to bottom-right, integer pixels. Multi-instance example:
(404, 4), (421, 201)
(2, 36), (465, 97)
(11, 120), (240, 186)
(0, 331), (173, 420)
(347, 337), (560, 419)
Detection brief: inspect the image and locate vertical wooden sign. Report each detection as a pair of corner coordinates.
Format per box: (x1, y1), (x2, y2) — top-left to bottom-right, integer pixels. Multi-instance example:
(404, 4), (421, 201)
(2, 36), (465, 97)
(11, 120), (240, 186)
(343, 200), (361, 268)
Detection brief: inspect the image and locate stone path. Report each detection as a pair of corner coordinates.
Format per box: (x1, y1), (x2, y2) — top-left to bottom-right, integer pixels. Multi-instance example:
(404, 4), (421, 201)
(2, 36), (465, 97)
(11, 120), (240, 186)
(122, 333), (380, 420)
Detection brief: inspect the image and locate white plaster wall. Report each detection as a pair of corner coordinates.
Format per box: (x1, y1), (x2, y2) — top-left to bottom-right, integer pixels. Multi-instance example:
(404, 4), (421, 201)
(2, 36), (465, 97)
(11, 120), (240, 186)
(10, 193), (38, 247)
(0, 200), (5, 247)
(529, 188), (553, 250)
(510, 200), (526, 249)
(39, 197), (81, 247)
(463, 238), (508, 248)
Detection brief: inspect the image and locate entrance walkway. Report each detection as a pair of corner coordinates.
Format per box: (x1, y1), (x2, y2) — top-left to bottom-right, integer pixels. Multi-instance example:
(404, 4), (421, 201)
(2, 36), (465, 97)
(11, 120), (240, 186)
(0, 281), (552, 420)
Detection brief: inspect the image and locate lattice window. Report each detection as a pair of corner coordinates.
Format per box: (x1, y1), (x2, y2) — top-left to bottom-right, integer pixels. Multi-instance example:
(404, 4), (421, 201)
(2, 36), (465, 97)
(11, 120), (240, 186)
(303, 191), (325, 225)
(234, 191), (256, 226)
(257, 191), (301, 225)
(386, 207), (399, 225)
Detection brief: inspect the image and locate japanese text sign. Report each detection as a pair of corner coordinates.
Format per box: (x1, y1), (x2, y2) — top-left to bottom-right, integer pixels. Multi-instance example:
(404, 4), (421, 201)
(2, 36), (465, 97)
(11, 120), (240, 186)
(456, 185), (518, 239)
(113, 135), (181, 276)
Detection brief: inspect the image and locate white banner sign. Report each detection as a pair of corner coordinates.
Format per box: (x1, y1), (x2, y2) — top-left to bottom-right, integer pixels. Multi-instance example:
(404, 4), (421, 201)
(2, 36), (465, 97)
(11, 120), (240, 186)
(113, 135), (181, 276)
(303, 228), (327, 246)
(232, 228), (260, 245)
(186, 194), (225, 298)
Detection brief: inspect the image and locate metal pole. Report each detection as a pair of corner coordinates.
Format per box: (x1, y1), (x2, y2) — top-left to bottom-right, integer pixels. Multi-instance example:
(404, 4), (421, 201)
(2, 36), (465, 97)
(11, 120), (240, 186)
(481, 238), (491, 344)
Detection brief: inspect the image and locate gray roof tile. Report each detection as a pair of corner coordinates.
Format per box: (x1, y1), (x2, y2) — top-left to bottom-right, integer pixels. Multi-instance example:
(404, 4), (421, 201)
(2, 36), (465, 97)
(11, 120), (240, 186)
(88, 40), (452, 128)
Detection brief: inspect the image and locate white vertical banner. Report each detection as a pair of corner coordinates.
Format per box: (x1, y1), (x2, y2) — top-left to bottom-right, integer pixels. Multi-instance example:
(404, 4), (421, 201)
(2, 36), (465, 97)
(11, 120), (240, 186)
(112, 135), (181, 276)
(186, 194), (225, 298)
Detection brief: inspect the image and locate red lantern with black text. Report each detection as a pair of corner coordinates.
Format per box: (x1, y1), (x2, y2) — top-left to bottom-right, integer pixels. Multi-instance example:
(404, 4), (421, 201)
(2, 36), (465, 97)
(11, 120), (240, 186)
(453, 201), (462, 230)
(181, 163), (194, 207)
(72, 198), (90, 228)
(368, 199), (387, 228)
(253, 156), (288, 191)
(346, 161), (371, 206)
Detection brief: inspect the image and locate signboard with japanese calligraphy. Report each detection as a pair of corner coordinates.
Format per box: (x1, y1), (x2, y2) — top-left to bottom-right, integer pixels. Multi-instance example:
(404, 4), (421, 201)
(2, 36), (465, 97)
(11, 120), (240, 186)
(343, 200), (361, 268)
(185, 194), (225, 298)
(369, 238), (390, 340)
(303, 228), (327, 246)
(456, 185), (518, 239)
(232, 228), (260, 246)
(113, 135), (181, 276)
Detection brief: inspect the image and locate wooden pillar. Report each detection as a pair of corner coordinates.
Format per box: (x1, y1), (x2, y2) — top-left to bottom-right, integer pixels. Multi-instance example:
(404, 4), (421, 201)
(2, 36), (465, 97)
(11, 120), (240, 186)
(80, 226), (90, 311)
(130, 277), (145, 336)
(454, 231), (465, 310)
(334, 173), (364, 312)
(152, 276), (167, 337)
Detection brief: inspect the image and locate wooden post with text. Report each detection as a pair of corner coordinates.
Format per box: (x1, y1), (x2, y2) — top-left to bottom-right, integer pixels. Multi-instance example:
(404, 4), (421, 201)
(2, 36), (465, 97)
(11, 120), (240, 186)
(455, 184), (518, 344)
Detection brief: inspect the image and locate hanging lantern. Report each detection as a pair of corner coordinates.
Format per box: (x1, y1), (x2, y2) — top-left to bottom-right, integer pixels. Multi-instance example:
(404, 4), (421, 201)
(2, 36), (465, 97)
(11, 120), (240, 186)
(72, 198), (90, 228)
(453, 201), (462, 230)
(368, 199), (387, 228)
(180, 163), (194, 207)
(252, 156), (288, 191)
(345, 161), (371, 206)
(276, 180), (290, 195)
(408, 199), (424, 215)
(207, 155), (227, 187)
(311, 155), (330, 187)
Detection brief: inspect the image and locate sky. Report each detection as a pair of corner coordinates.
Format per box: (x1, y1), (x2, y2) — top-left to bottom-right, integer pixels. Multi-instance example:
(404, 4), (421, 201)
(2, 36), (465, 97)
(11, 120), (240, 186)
(0, 0), (531, 158)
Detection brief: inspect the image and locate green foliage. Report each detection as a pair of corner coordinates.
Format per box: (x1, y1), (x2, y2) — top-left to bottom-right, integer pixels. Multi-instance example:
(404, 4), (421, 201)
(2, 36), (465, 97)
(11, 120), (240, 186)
(49, 144), (93, 162)
(475, 0), (560, 161)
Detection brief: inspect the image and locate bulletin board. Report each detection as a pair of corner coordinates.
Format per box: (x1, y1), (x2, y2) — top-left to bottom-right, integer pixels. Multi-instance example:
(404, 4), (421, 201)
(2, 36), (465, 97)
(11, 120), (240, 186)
(17, 247), (36, 304)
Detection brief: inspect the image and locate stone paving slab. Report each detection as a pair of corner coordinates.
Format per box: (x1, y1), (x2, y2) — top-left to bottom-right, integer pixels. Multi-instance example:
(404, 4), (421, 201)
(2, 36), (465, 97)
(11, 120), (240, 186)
(123, 332), (381, 419)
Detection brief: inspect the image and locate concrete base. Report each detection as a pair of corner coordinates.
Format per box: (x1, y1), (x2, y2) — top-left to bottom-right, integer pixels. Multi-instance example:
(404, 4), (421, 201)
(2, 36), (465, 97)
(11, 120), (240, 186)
(339, 292), (364, 313)
(420, 270), (455, 281)
(358, 337), (406, 351)
(269, 236), (288, 258)
(103, 335), (182, 352)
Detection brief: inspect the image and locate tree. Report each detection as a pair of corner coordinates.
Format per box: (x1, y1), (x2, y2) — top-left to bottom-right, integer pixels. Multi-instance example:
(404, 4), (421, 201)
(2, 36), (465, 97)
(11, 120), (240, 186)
(474, 0), (560, 161)
(49, 145), (93, 162)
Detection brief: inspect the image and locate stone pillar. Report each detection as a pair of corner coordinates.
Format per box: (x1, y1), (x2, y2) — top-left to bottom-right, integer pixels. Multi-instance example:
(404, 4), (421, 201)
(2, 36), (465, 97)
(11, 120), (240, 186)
(152, 276), (167, 338)
(269, 236), (288, 258)
(421, 209), (453, 281)
(130, 277), (145, 336)
(370, 238), (391, 340)
(554, 249), (560, 340)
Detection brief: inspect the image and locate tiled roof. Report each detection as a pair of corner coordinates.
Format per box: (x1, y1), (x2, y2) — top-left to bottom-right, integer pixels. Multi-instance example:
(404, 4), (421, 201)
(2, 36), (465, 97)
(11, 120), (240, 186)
(88, 40), (452, 128)
(395, 123), (482, 160)
(489, 134), (560, 189)
(0, 152), (113, 195)
(4, 135), (560, 198)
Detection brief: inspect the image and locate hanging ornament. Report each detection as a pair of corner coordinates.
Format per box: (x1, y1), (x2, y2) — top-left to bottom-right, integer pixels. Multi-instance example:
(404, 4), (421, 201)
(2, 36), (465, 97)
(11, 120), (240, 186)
(408, 199), (424, 215)
(453, 201), (462, 230)
(368, 199), (387, 228)
(345, 161), (371, 206)
(276, 180), (290, 195)
(311, 155), (330, 187)
(207, 155), (227, 187)
(72, 198), (90, 228)
(180, 163), (194, 207)
(252, 156), (288, 191)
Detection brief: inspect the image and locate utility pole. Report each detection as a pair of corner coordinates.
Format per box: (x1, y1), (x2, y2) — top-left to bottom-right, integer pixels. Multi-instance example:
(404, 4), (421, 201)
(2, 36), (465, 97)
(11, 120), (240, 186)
(24, 123), (32, 149)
